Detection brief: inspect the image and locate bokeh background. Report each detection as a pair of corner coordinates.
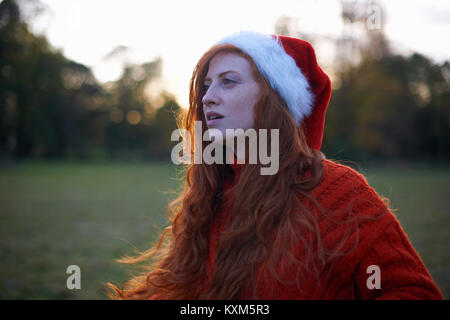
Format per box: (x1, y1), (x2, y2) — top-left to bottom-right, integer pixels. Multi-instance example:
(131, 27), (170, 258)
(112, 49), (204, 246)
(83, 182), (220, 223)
(0, 0), (449, 299)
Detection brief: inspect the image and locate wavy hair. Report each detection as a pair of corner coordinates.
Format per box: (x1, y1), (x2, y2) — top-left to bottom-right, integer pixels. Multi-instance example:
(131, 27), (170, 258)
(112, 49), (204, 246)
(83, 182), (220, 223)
(107, 44), (358, 299)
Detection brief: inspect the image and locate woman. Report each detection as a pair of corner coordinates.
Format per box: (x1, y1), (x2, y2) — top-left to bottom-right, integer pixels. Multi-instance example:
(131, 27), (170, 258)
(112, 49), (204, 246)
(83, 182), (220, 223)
(108, 31), (443, 300)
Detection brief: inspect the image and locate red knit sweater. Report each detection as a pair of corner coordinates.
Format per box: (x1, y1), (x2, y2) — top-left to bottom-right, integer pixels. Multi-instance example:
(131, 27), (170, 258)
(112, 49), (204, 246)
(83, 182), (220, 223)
(205, 159), (443, 300)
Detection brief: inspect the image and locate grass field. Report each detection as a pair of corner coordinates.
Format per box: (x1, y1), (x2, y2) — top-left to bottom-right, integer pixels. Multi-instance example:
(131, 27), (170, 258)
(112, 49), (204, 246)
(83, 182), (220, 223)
(0, 160), (448, 299)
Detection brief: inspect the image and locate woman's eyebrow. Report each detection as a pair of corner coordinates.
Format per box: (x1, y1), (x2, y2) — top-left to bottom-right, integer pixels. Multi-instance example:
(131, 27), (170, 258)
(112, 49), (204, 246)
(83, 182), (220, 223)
(204, 70), (239, 82)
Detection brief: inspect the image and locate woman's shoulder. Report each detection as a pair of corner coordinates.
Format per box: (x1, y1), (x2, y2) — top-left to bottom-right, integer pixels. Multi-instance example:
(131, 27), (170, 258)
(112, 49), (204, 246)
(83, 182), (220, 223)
(312, 158), (382, 207)
(320, 158), (369, 186)
(308, 159), (398, 268)
(308, 158), (397, 245)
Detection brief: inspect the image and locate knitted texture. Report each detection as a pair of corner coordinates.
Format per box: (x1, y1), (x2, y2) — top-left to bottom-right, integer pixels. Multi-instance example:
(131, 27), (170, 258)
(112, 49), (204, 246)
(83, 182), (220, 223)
(205, 159), (443, 299)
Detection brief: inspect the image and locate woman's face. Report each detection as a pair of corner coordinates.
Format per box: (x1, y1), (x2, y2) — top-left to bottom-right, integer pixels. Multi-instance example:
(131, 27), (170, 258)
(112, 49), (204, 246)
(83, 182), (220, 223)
(202, 52), (261, 141)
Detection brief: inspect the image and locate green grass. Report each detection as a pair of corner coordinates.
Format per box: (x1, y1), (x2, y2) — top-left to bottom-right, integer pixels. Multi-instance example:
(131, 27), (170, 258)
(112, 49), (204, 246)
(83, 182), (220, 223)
(360, 162), (450, 299)
(0, 160), (183, 299)
(0, 160), (448, 299)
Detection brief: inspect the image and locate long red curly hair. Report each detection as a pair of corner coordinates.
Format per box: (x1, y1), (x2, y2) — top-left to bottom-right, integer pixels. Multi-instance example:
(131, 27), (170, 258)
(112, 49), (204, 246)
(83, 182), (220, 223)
(107, 44), (354, 299)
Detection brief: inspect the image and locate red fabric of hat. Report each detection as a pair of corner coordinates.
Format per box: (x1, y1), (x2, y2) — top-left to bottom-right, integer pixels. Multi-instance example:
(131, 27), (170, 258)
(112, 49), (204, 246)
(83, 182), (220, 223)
(277, 35), (332, 151)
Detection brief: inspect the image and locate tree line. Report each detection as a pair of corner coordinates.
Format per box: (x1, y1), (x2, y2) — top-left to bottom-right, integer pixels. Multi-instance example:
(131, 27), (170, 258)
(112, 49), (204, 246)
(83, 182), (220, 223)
(0, 0), (181, 161)
(1, 0), (449, 162)
(323, 51), (450, 161)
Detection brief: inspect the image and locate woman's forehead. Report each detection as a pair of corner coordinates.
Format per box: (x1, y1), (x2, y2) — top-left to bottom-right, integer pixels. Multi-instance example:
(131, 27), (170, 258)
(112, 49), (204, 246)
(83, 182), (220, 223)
(206, 52), (252, 78)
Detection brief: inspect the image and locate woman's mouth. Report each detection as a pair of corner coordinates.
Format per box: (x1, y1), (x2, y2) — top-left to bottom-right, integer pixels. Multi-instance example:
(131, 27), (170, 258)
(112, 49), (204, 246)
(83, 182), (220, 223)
(206, 112), (224, 126)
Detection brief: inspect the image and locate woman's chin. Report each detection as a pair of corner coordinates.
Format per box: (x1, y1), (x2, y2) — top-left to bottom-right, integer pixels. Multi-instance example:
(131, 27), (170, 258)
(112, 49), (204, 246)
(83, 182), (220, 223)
(205, 128), (226, 145)
(205, 127), (248, 146)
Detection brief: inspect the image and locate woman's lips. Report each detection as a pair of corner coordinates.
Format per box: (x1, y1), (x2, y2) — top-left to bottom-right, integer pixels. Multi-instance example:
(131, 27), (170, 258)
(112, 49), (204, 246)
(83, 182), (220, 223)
(206, 111), (224, 127)
(206, 118), (223, 126)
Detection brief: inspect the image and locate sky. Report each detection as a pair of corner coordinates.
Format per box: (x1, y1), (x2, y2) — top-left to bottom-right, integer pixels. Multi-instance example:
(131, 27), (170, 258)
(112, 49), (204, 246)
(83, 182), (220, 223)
(27, 0), (450, 108)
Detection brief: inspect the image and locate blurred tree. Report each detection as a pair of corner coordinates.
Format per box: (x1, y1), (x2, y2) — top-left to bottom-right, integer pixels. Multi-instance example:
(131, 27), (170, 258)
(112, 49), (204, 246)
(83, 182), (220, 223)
(146, 93), (182, 159)
(105, 58), (164, 159)
(275, 0), (449, 161)
(324, 55), (416, 159)
(0, 0), (105, 159)
(408, 55), (450, 160)
(336, 0), (389, 70)
(323, 51), (450, 161)
(0, 0), (183, 161)
(59, 61), (107, 158)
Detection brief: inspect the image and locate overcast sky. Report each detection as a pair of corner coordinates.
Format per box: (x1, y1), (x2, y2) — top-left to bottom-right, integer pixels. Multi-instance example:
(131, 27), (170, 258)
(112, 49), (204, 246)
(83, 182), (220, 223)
(28, 0), (450, 108)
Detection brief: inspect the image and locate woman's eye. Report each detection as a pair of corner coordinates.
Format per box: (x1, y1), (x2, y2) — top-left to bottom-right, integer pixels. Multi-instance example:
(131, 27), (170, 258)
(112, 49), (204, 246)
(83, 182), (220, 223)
(223, 78), (235, 86)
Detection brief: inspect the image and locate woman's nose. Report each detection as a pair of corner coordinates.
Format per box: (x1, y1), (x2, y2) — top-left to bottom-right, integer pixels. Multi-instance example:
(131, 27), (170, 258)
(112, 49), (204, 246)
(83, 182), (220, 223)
(202, 86), (219, 107)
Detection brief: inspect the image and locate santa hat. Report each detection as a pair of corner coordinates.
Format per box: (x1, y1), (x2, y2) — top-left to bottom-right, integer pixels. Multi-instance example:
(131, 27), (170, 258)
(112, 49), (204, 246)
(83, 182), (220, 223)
(216, 31), (331, 151)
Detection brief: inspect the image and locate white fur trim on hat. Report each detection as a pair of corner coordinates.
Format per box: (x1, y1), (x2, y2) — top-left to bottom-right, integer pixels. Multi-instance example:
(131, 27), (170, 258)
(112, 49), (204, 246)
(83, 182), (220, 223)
(216, 31), (314, 123)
